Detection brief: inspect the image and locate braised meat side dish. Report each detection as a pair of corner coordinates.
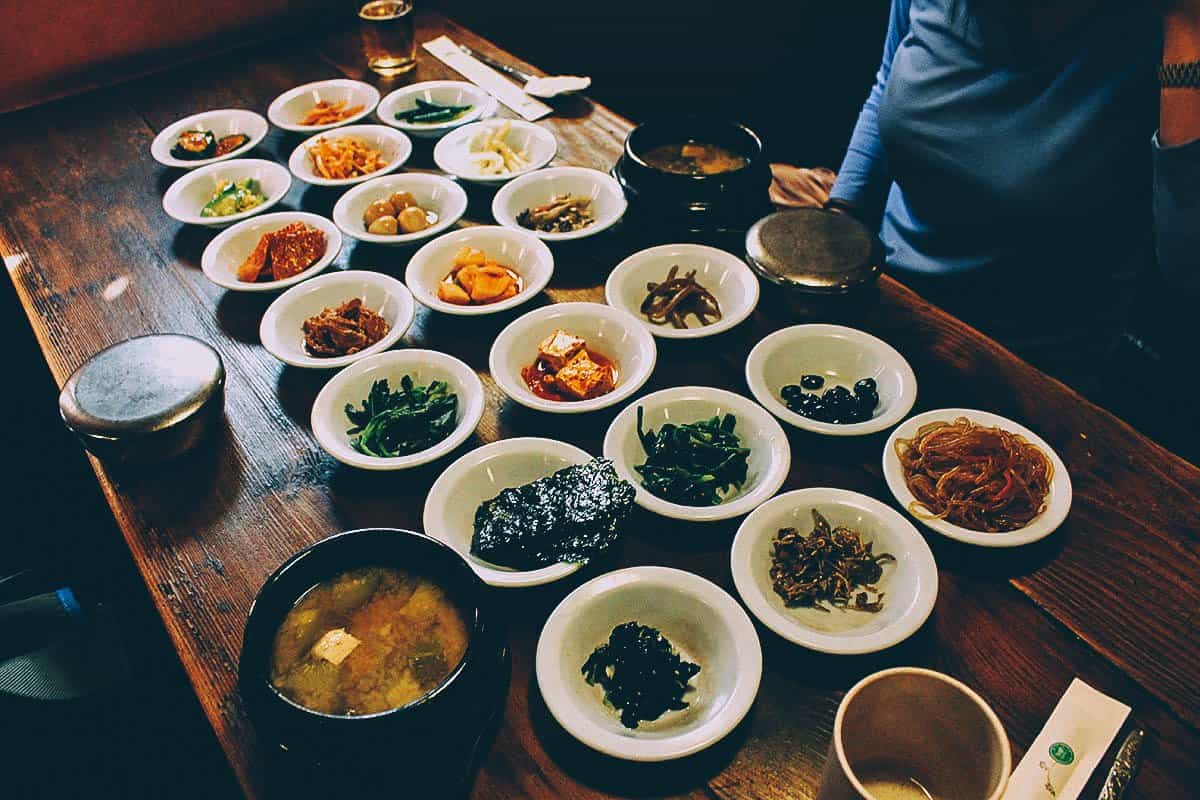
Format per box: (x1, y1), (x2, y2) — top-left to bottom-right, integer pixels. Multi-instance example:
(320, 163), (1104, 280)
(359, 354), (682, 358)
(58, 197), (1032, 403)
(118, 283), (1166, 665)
(302, 298), (390, 357)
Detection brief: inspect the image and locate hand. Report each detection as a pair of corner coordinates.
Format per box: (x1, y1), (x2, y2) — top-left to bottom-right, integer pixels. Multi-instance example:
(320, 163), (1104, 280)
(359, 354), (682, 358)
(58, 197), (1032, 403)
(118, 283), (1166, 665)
(769, 164), (837, 208)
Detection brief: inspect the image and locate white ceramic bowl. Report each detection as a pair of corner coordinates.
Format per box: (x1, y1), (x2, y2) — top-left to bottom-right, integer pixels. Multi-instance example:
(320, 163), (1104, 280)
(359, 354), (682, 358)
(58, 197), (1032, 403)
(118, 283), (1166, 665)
(606, 244), (760, 339)
(288, 124), (411, 188)
(745, 324), (917, 437)
(405, 226), (553, 316)
(150, 108), (268, 169)
(433, 119), (557, 185)
(882, 408), (1073, 548)
(603, 386), (790, 521)
(377, 80), (497, 139)
(259, 270), (414, 368)
(489, 303), (657, 414)
(536, 566), (762, 761)
(267, 78), (380, 133)
(311, 349), (484, 471)
(163, 159), (291, 227)
(422, 437), (592, 586)
(200, 211), (340, 292)
(332, 173), (468, 247)
(491, 167), (628, 242)
(730, 488), (938, 654)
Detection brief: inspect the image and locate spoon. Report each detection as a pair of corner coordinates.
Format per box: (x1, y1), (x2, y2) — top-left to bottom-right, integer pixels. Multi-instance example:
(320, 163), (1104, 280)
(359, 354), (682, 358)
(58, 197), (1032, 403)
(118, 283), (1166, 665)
(458, 44), (591, 99)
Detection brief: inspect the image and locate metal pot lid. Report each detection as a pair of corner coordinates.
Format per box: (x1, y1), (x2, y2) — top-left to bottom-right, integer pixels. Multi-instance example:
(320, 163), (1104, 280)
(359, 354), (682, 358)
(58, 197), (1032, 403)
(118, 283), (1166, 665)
(59, 334), (225, 439)
(745, 208), (881, 293)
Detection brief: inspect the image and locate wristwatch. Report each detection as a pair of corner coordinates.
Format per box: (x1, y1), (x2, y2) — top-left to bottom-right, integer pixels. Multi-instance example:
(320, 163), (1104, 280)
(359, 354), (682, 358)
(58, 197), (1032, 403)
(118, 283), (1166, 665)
(1159, 61), (1200, 88)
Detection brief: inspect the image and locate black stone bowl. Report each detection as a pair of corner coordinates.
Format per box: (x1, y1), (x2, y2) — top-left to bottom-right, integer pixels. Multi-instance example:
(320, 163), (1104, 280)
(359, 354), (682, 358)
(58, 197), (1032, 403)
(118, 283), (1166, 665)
(238, 528), (509, 796)
(612, 118), (774, 243)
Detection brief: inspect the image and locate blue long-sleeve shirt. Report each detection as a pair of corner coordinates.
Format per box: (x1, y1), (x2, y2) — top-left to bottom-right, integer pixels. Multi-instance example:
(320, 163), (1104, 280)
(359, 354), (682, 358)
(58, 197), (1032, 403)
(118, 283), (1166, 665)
(831, 0), (1200, 291)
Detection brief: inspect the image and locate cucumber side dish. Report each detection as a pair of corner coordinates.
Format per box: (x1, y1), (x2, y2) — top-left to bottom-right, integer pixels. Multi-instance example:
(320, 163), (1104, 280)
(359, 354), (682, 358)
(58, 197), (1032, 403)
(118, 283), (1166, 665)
(200, 179), (267, 218)
(394, 98), (474, 125)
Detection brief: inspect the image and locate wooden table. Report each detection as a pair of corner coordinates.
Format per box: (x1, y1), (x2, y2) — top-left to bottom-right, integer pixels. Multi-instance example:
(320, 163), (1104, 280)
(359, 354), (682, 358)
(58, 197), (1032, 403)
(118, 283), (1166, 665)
(2, 11), (1198, 799)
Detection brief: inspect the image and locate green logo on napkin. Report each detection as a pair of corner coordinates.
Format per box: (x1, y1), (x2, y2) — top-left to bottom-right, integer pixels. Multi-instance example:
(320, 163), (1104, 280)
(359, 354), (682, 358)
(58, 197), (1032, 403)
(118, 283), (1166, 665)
(1048, 741), (1075, 765)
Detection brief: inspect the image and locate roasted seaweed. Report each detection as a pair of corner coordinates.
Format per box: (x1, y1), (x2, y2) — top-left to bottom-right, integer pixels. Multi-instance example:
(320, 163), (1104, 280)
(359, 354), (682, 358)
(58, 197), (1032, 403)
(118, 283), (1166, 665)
(470, 458), (635, 570)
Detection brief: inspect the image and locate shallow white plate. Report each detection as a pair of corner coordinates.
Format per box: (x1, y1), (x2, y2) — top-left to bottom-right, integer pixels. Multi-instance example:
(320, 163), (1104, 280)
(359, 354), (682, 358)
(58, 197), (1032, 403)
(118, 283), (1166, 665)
(491, 167), (627, 242)
(489, 302), (656, 414)
(405, 226), (553, 316)
(267, 78), (380, 133)
(433, 119), (557, 185)
(731, 488), (938, 654)
(287, 124), (411, 188)
(311, 349), (484, 471)
(882, 408), (1073, 548)
(603, 386), (790, 521)
(422, 437), (592, 586)
(150, 108), (268, 169)
(377, 80), (497, 139)
(259, 270), (414, 368)
(332, 172), (468, 247)
(745, 324), (917, 437)
(163, 159), (291, 227)
(200, 211), (340, 292)
(606, 244), (760, 339)
(536, 566), (762, 761)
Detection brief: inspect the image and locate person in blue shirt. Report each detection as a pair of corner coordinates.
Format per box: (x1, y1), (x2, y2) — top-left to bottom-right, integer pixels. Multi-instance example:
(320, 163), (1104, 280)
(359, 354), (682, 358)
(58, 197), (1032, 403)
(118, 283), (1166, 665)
(772, 0), (1200, 366)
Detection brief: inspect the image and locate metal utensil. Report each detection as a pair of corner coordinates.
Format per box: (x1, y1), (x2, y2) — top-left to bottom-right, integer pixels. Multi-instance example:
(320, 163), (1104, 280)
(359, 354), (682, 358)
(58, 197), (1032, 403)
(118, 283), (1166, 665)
(1097, 728), (1145, 800)
(458, 44), (591, 98)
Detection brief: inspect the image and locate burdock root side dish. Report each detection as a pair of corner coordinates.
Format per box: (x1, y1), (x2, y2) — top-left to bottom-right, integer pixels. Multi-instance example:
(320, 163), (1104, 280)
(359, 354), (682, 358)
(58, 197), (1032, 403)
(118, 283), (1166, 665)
(640, 266), (723, 329)
(582, 622), (700, 729)
(770, 509), (894, 613)
(302, 299), (390, 357)
(894, 416), (1053, 532)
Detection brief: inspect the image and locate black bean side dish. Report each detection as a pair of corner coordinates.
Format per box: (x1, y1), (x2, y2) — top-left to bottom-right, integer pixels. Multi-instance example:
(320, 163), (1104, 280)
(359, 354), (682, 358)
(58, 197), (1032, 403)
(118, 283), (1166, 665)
(582, 622), (701, 729)
(781, 376), (879, 424)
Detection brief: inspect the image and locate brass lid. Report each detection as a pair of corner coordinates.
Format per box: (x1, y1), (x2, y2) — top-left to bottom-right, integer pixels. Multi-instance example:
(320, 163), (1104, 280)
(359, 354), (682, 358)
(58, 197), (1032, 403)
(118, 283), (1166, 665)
(745, 208), (881, 293)
(59, 335), (224, 460)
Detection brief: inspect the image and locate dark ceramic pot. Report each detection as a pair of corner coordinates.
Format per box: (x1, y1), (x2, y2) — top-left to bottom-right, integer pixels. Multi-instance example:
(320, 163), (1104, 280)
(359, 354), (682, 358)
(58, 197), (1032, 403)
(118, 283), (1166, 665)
(612, 118), (773, 241)
(238, 528), (509, 797)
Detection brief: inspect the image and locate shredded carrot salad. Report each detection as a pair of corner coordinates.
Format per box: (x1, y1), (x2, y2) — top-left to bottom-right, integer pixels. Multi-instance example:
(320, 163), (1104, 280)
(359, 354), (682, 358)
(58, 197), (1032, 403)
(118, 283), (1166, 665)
(307, 136), (388, 180)
(298, 99), (365, 126)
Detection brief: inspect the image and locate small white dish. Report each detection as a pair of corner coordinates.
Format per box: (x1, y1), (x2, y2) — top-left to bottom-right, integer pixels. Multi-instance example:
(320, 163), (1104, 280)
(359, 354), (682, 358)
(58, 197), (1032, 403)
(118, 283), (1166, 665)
(491, 167), (627, 242)
(882, 408), (1073, 548)
(433, 119), (557, 185)
(259, 270), (414, 369)
(602, 386), (790, 522)
(422, 437), (592, 586)
(377, 80), (496, 139)
(745, 324), (917, 437)
(489, 303), (656, 415)
(333, 173), (468, 247)
(287, 124), (411, 188)
(200, 211), (340, 292)
(730, 488), (938, 654)
(267, 79), (380, 133)
(605, 244), (760, 339)
(311, 349), (483, 471)
(150, 108), (268, 169)
(536, 565), (762, 761)
(405, 226), (553, 316)
(163, 159), (291, 227)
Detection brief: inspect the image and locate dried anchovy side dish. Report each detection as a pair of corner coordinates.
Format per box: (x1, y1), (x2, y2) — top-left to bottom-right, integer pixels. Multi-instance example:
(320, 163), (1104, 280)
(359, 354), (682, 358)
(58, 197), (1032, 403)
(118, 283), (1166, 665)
(770, 509), (895, 613)
(640, 266), (723, 329)
(581, 621), (700, 729)
(302, 299), (390, 357)
(344, 376), (458, 458)
(894, 416), (1053, 532)
(634, 407), (750, 506)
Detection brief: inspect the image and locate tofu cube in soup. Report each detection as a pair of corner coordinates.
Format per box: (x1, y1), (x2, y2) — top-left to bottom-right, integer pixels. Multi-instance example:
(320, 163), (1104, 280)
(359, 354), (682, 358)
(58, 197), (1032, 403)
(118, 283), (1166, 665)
(538, 329), (586, 371)
(554, 349), (615, 400)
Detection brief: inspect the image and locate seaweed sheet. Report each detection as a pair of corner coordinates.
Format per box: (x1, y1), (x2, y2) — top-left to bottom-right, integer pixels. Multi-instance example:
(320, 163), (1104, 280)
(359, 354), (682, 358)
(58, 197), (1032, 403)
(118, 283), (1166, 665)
(470, 458), (635, 570)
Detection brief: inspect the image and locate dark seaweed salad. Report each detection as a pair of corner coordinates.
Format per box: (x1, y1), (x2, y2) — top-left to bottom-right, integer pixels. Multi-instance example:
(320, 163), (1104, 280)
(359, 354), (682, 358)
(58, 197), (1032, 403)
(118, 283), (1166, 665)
(634, 407), (750, 506)
(344, 376), (458, 458)
(582, 622), (700, 729)
(470, 458), (635, 570)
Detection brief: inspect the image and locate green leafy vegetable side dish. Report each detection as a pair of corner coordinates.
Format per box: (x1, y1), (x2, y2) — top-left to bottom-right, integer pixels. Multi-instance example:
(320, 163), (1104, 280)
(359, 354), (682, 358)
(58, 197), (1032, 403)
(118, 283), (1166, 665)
(344, 375), (458, 458)
(394, 98), (474, 125)
(634, 406), (750, 506)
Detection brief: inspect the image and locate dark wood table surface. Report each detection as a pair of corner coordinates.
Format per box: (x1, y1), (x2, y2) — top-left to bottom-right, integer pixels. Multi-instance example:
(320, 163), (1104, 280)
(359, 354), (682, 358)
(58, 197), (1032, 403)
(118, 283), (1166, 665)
(2, 11), (1198, 799)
